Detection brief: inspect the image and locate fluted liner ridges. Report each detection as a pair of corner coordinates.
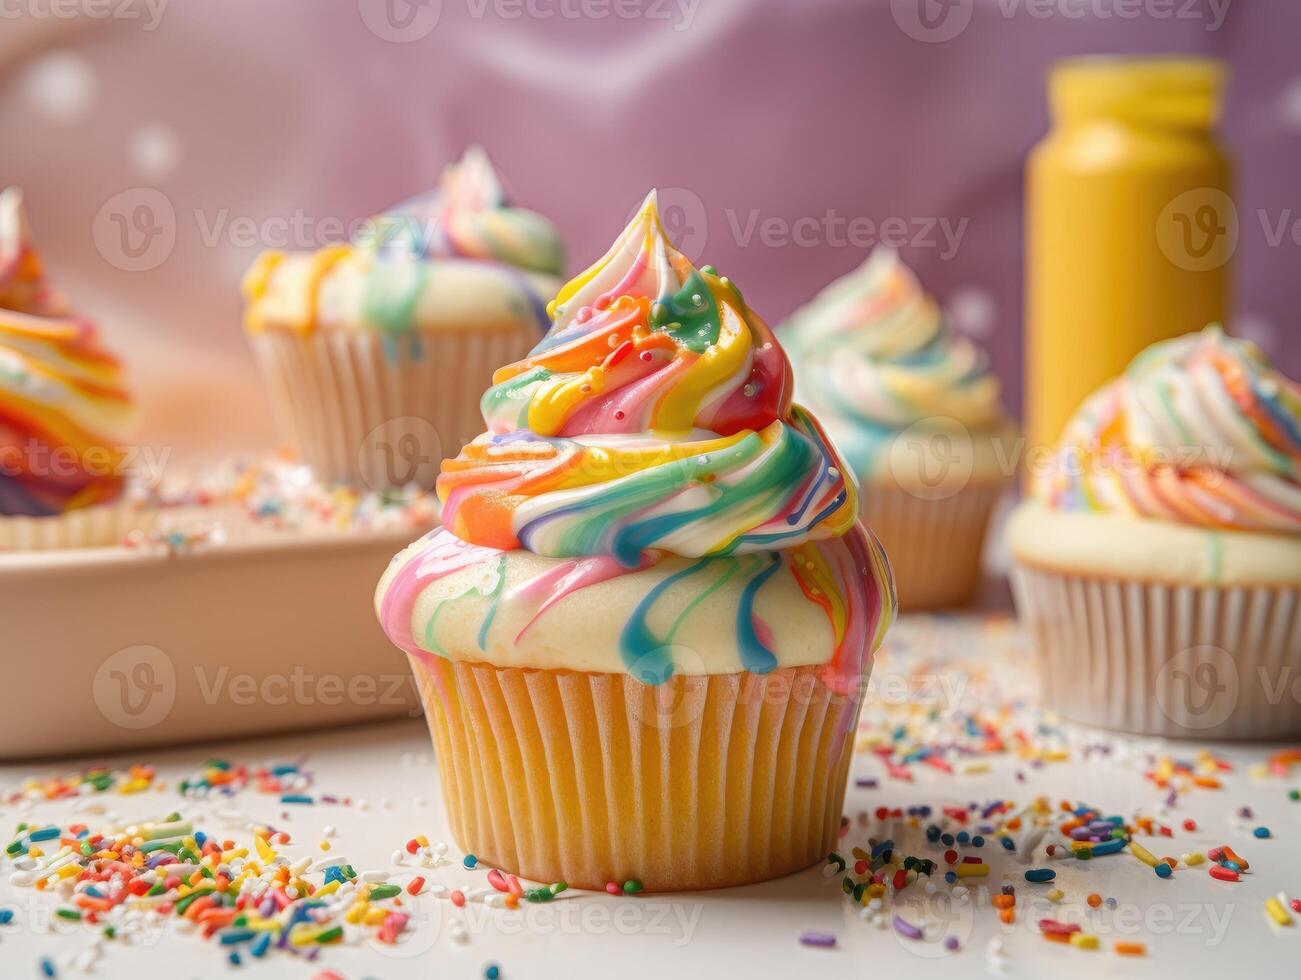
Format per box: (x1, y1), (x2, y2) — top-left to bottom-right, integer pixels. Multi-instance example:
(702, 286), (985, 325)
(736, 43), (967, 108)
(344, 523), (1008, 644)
(251, 328), (532, 489)
(410, 657), (863, 891)
(1012, 563), (1301, 739)
(0, 502), (157, 550)
(863, 483), (1003, 610)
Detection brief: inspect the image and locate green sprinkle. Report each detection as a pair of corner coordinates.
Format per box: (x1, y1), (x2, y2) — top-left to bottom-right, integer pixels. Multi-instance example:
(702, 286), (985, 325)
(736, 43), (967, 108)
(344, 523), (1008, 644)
(368, 884), (401, 900)
(315, 926), (343, 943)
(549, 882), (567, 896)
(56, 908), (82, 921)
(622, 879), (643, 895)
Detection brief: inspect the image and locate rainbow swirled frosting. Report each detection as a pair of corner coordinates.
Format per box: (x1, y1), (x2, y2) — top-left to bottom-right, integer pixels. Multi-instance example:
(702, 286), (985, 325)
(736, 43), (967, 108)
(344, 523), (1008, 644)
(1035, 327), (1300, 533)
(242, 147), (563, 348)
(781, 247), (1009, 481)
(0, 188), (133, 518)
(377, 193), (895, 689)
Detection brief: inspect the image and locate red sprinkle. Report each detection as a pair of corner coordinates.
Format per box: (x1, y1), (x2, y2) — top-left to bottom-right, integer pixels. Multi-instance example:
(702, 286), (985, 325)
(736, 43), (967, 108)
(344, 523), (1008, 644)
(605, 882), (621, 896)
(450, 889), (466, 907)
(1208, 865), (1239, 882)
(487, 869), (510, 893)
(1039, 919), (1081, 935)
(1183, 819), (1197, 832)
(406, 876), (425, 896)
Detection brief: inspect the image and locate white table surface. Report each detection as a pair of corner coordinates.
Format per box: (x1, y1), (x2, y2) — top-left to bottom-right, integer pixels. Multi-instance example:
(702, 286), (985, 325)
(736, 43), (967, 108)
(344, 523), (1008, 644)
(2, 615), (1298, 979)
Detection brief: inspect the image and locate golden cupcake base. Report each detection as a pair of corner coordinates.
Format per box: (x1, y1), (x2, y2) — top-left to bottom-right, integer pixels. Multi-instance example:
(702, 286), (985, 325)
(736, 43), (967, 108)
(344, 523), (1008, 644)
(410, 656), (864, 891)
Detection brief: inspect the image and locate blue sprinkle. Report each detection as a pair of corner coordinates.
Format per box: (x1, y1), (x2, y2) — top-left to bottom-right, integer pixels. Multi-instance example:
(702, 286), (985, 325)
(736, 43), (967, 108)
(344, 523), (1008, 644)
(27, 827), (60, 843)
(279, 794), (314, 805)
(40, 958), (56, 978)
(1024, 868), (1056, 883)
(956, 831), (970, 845)
(944, 871), (957, 884)
(940, 833), (955, 847)
(972, 835), (985, 848)
(1155, 862), (1173, 878)
(251, 932), (272, 958)
(0, 908), (13, 925)
(1253, 826), (1272, 839)
(464, 854), (479, 869)
(485, 966), (501, 980)
(1001, 837), (1016, 851)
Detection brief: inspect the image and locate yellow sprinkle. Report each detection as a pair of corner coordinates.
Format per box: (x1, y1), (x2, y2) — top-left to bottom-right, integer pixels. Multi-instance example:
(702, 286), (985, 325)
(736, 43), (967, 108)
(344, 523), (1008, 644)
(289, 926), (322, 947)
(1129, 840), (1159, 867)
(1265, 898), (1293, 927)
(255, 836), (276, 863)
(415, 835), (429, 848)
(120, 778), (150, 794)
(955, 864), (990, 878)
(28, 846), (43, 859)
(363, 907), (388, 926)
(851, 847), (870, 861)
(962, 762), (990, 775)
(1182, 852), (1206, 866)
(315, 881), (341, 898)
(318, 841), (330, 852)
(345, 904), (367, 925)
(1046, 888), (1064, 902)
(1069, 933), (1099, 949)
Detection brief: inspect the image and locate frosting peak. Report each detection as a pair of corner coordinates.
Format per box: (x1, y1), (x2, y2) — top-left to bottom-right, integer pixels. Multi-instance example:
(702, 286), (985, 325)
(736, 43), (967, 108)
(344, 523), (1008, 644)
(242, 148), (562, 339)
(373, 145), (564, 277)
(0, 188), (134, 517)
(1037, 326), (1301, 533)
(782, 247), (1005, 432)
(438, 193), (859, 564)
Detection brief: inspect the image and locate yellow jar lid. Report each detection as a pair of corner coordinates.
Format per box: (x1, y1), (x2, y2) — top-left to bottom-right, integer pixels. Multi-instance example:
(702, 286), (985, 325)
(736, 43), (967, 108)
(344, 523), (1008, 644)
(1050, 56), (1227, 128)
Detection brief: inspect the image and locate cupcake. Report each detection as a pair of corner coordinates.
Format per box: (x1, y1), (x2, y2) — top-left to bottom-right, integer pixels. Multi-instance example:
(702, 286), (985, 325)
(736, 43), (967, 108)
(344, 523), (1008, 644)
(375, 193), (896, 891)
(242, 147), (563, 491)
(1009, 327), (1301, 739)
(0, 188), (152, 550)
(781, 247), (1016, 609)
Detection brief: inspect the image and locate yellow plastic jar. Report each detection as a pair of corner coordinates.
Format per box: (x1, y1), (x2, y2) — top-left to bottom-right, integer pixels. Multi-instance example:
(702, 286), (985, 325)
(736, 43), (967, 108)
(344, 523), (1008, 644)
(1024, 56), (1233, 452)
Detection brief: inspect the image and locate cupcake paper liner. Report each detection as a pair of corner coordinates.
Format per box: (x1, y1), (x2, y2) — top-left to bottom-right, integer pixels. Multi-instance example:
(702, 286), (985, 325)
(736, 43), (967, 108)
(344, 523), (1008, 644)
(409, 655), (864, 891)
(0, 501), (157, 551)
(862, 482), (1004, 611)
(251, 327), (532, 490)
(1011, 562), (1301, 739)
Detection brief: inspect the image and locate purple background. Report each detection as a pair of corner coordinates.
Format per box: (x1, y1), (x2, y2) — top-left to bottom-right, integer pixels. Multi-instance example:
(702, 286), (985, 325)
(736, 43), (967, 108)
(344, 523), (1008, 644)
(0, 0), (1296, 457)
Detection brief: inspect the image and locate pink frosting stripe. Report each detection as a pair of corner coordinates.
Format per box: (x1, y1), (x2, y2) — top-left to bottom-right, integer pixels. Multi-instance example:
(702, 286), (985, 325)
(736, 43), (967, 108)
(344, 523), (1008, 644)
(379, 531), (499, 660)
(511, 552), (655, 642)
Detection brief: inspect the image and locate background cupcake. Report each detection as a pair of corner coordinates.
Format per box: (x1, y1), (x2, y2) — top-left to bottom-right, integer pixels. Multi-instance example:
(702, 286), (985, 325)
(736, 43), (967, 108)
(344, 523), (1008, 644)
(0, 188), (153, 550)
(782, 247), (1017, 609)
(1009, 327), (1300, 739)
(242, 147), (563, 491)
(376, 194), (895, 891)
